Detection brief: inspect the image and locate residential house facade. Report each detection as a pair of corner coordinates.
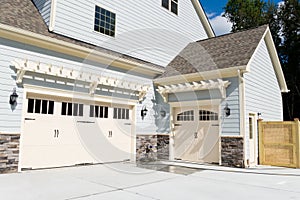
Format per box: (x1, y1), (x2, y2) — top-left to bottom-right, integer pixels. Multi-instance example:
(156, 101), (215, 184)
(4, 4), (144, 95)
(0, 0), (287, 172)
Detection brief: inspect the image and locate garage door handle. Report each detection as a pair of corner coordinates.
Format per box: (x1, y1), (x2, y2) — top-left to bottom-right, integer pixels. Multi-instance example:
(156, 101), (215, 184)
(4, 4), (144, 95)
(25, 118), (35, 121)
(77, 121), (95, 124)
(124, 123), (131, 125)
(212, 124), (219, 126)
(174, 124), (182, 127)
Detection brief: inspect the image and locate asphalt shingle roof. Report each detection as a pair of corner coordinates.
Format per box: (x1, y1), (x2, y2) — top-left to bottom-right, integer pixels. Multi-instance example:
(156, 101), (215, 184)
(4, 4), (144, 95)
(0, 0), (164, 71)
(159, 25), (268, 78)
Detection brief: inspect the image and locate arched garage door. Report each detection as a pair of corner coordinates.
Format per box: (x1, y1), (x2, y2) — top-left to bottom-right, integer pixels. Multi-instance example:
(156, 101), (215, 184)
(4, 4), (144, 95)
(20, 94), (134, 169)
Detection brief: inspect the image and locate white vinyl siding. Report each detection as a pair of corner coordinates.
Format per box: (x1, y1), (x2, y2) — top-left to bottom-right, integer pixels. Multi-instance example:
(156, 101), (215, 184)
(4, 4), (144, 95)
(52, 0), (208, 66)
(245, 39), (283, 122)
(221, 77), (240, 136)
(244, 39), (283, 159)
(32, 0), (52, 26)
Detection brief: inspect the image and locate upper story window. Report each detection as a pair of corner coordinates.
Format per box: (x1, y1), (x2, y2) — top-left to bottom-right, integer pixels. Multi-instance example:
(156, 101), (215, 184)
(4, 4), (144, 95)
(94, 5), (116, 37)
(162, 0), (178, 15)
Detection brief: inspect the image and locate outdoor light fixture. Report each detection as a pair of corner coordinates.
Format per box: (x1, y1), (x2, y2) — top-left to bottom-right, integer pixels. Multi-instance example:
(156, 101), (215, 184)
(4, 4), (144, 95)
(224, 103), (230, 117)
(9, 88), (18, 106)
(160, 110), (166, 117)
(141, 106), (148, 120)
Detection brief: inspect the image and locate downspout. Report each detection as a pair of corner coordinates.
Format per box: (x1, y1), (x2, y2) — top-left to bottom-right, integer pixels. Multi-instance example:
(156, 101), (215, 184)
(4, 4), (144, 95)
(49, 0), (57, 32)
(238, 69), (247, 167)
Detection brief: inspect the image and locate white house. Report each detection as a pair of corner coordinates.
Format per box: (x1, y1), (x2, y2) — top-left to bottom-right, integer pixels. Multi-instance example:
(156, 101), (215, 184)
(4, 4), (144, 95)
(0, 0), (287, 172)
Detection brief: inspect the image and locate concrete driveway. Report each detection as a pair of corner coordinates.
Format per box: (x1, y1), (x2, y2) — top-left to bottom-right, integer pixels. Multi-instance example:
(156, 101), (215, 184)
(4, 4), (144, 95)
(1, 162), (300, 200)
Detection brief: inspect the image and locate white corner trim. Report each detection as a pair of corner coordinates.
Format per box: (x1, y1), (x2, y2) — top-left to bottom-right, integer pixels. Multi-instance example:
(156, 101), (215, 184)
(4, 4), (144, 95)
(49, 0), (57, 31)
(190, 0), (215, 38)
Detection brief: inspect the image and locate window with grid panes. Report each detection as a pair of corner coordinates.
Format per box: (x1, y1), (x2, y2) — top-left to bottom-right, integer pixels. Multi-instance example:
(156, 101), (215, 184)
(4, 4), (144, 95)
(94, 5), (116, 37)
(177, 110), (194, 121)
(199, 110), (218, 121)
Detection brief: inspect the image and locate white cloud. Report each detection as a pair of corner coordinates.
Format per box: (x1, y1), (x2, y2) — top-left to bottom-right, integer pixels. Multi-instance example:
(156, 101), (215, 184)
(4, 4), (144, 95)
(206, 12), (217, 18)
(208, 13), (233, 36)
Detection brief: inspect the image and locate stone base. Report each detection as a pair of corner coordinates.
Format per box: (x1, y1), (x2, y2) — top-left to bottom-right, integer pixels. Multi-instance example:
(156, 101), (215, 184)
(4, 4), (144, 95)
(221, 136), (244, 168)
(136, 134), (169, 162)
(0, 134), (20, 173)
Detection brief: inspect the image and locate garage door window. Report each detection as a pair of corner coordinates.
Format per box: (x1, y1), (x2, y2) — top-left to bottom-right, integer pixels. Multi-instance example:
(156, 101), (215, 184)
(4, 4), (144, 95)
(61, 102), (84, 117)
(177, 110), (194, 121)
(89, 105), (108, 118)
(199, 110), (218, 121)
(27, 98), (54, 115)
(113, 108), (129, 120)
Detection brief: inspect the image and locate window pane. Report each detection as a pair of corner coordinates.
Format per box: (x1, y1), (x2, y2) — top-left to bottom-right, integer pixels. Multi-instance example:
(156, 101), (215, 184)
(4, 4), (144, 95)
(162, 0), (169, 9)
(100, 106), (103, 118)
(27, 99), (34, 113)
(118, 108), (122, 119)
(126, 109), (129, 120)
(95, 106), (99, 118)
(113, 108), (117, 119)
(122, 108), (125, 119)
(104, 107), (108, 118)
(35, 99), (41, 113)
(73, 103), (78, 116)
(171, 1), (178, 14)
(48, 101), (54, 115)
(61, 102), (67, 115)
(67, 103), (72, 116)
(41, 100), (48, 114)
(79, 104), (84, 117)
(90, 105), (94, 117)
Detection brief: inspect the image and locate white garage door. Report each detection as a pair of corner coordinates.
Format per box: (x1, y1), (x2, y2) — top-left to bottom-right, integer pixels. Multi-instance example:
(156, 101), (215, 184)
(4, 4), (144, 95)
(173, 106), (220, 164)
(20, 95), (134, 169)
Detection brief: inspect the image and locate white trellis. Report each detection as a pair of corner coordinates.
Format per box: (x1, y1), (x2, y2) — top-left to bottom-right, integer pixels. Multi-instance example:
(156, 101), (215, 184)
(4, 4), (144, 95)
(157, 79), (231, 102)
(12, 59), (150, 101)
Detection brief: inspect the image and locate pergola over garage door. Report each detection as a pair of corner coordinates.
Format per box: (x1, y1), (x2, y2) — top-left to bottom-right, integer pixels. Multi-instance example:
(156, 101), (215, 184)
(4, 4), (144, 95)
(12, 59), (149, 169)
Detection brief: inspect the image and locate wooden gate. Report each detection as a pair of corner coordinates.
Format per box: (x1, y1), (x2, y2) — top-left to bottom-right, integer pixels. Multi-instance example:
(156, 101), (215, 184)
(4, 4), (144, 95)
(259, 119), (300, 168)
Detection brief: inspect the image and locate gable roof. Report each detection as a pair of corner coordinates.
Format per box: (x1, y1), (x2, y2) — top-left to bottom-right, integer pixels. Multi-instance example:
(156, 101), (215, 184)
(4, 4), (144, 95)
(158, 25), (269, 78)
(156, 25), (288, 93)
(0, 0), (164, 75)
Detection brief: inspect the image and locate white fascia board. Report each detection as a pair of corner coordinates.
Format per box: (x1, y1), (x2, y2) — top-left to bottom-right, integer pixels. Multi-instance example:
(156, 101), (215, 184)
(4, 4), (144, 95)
(190, 0), (215, 38)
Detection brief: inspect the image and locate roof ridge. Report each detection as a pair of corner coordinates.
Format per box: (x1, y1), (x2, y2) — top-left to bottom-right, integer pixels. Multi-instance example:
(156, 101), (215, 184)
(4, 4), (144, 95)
(196, 24), (269, 43)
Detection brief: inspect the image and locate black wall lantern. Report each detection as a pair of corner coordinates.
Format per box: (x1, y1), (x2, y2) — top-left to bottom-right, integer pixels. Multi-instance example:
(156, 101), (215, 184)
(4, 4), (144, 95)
(9, 88), (18, 106)
(224, 103), (230, 117)
(160, 110), (166, 118)
(141, 106), (148, 120)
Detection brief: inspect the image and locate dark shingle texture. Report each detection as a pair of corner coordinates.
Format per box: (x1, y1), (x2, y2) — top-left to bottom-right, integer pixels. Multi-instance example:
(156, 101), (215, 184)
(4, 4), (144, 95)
(0, 0), (164, 71)
(159, 25), (268, 78)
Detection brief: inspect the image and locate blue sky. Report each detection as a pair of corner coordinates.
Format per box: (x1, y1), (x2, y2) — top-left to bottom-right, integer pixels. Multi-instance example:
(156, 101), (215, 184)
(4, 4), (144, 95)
(200, 0), (283, 35)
